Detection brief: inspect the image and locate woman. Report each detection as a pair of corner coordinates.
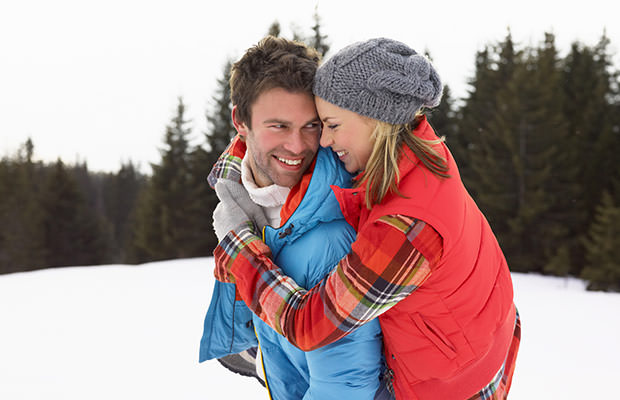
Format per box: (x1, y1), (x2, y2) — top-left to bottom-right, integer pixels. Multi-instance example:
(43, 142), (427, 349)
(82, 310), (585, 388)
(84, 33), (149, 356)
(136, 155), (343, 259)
(213, 38), (520, 399)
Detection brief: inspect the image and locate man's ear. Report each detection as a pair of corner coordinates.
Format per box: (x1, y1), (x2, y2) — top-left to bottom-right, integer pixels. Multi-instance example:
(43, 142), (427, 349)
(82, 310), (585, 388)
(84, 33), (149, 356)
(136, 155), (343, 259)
(231, 106), (249, 141)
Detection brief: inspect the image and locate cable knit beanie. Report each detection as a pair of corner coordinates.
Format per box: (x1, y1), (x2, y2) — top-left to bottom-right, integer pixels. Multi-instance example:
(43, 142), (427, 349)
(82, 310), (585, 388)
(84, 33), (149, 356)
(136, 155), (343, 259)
(313, 38), (443, 124)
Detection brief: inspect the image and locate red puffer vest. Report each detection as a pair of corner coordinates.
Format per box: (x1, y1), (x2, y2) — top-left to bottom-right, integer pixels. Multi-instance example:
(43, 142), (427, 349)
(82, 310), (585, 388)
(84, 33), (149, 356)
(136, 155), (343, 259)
(333, 117), (516, 399)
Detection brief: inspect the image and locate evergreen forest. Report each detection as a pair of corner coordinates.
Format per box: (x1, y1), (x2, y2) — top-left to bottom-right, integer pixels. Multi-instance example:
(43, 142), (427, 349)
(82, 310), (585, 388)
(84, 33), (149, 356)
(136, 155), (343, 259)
(1, 17), (619, 291)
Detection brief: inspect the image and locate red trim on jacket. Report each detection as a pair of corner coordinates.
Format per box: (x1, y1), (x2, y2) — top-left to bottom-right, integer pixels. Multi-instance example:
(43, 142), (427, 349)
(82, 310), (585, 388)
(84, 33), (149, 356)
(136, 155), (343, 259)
(280, 157), (316, 223)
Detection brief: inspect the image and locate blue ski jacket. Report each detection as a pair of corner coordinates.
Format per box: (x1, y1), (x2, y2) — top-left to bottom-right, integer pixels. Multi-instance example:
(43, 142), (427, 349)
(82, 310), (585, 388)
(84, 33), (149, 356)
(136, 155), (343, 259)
(199, 143), (384, 399)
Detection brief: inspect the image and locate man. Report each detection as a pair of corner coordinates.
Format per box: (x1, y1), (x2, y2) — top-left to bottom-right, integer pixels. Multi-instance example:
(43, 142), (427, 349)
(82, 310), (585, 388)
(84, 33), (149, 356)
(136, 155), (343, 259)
(198, 36), (385, 399)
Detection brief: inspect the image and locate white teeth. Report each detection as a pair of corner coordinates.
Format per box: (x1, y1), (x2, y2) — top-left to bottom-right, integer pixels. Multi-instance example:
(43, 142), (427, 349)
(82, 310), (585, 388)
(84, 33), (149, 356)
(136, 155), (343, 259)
(336, 150), (347, 157)
(277, 157), (302, 166)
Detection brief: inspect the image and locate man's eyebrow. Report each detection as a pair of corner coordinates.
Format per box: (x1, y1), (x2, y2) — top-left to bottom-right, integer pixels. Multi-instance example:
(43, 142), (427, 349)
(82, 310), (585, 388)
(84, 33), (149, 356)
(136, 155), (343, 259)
(262, 118), (290, 125)
(261, 118), (320, 125)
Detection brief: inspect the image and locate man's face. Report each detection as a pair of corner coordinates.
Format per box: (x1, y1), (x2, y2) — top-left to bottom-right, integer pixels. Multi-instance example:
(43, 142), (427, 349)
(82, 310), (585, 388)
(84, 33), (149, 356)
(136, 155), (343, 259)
(234, 88), (321, 188)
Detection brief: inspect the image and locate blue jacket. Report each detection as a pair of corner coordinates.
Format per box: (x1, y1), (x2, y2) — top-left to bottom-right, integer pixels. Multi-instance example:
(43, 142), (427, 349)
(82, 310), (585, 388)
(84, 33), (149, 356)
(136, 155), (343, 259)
(199, 146), (384, 399)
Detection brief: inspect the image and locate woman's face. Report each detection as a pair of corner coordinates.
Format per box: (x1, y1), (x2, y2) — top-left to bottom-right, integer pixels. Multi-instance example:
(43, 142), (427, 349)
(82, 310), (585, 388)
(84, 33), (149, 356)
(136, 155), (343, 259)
(315, 96), (375, 174)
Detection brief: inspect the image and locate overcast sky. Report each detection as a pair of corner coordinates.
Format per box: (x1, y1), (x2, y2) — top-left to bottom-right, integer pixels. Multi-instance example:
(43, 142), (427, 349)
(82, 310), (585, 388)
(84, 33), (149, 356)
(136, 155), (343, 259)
(2, 0), (619, 173)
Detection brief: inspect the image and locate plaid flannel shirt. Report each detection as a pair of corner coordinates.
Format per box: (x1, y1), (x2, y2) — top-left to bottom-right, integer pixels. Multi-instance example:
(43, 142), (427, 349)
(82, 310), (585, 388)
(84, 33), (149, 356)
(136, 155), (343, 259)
(214, 214), (441, 349)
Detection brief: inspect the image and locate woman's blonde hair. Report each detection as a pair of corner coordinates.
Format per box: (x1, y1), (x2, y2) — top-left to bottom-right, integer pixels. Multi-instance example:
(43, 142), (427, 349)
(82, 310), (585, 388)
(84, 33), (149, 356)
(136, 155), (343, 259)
(357, 113), (450, 209)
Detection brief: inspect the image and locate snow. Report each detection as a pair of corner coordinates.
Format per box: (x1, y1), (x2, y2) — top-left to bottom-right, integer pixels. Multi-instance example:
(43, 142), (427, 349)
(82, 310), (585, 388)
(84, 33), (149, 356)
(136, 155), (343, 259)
(0, 258), (618, 399)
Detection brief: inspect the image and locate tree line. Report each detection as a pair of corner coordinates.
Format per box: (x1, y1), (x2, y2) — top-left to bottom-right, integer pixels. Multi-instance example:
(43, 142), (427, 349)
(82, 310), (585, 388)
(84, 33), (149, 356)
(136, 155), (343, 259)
(435, 31), (620, 291)
(1, 20), (619, 291)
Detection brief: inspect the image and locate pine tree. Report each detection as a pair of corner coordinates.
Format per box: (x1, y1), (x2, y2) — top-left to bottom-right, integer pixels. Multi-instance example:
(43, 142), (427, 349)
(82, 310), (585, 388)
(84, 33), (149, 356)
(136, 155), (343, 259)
(511, 33), (573, 274)
(185, 145), (218, 254)
(102, 162), (146, 262)
(581, 189), (620, 291)
(308, 6), (330, 57)
(421, 50), (456, 146)
(590, 33), (620, 211)
(127, 182), (159, 263)
(269, 9), (329, 57)
(267, 21), (281, 37)
(454, 44), (506, 196)
(476, 35), (532, 270)
(523, 34), (578, 276)
(457, 32), (522, 263)
(41, 159), (109, 268)
(563, 36), (616, 217)
(0, 140), (46, 273)
(131, 98), (198, 262)
(205, 60), (236, 158)
(428, 84), (456, 141)
(561, 33), (619, 275)
(0, 158), (10, 272)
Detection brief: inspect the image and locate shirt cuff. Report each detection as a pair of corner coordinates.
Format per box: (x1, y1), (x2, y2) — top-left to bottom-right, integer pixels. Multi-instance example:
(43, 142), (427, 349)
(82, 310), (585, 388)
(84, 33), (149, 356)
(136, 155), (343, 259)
(214, 225), (262, 283)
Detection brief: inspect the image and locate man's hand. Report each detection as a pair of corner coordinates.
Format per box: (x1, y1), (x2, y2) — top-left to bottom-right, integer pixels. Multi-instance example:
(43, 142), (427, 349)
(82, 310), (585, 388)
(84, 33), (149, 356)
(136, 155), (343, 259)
(213, 180), (269, 241)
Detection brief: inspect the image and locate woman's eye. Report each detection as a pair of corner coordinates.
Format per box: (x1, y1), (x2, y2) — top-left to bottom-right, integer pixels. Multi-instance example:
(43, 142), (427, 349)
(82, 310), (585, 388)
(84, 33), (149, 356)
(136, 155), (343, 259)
(327, 124), (339, 130)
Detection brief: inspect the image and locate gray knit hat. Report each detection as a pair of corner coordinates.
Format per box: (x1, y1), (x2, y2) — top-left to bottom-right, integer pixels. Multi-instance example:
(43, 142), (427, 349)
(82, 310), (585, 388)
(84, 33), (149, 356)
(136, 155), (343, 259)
(313, 38), (443, 124)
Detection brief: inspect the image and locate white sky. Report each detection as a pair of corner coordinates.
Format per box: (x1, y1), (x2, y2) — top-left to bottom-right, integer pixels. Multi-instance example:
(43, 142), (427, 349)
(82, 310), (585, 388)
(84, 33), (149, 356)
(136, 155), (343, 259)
(1, 0), (619, 173)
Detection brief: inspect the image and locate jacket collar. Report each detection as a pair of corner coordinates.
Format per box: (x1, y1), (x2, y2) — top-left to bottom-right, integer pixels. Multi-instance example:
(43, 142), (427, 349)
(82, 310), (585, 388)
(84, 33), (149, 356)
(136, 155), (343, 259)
(265, 147), (353, 247)
(207, 135), (315, 225)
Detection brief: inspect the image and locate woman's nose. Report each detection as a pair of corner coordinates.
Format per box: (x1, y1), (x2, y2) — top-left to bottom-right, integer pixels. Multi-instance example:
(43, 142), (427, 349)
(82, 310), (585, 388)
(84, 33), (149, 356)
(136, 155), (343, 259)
(319, 130), (333, 148)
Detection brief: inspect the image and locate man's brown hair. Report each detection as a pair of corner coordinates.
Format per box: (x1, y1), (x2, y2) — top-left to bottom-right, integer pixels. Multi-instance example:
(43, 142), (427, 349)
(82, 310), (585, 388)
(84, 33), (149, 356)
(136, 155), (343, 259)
(230, 36), (320, 128)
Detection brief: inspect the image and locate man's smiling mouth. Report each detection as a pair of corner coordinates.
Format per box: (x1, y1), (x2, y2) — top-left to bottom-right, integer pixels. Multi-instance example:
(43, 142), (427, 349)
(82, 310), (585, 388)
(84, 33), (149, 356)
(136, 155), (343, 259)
(276, 156), (302, 166)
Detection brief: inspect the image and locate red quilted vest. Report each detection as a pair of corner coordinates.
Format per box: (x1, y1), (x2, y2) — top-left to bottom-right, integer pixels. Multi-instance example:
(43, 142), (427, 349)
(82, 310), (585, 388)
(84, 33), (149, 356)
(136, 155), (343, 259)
(332, 118), (516, 399)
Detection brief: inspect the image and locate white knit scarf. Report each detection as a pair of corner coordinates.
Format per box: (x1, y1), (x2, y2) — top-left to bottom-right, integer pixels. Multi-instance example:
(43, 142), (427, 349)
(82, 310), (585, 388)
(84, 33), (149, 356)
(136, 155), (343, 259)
(241, 156), (290, 228)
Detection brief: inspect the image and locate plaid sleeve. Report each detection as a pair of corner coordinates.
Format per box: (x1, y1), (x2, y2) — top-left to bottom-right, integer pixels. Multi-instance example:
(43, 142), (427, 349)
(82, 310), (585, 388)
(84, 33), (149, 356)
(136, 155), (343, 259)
(217, 214), (443, 351)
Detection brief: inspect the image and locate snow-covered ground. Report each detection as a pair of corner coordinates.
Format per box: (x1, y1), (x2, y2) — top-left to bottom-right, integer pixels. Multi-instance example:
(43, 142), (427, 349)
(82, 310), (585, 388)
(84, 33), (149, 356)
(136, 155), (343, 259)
(1, 258), (618, 399)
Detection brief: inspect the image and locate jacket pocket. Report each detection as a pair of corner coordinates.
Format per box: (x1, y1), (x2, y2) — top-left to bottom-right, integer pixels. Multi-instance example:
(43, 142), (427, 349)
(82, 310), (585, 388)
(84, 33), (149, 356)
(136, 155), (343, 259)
(383, 312), (465, 383)
(410, 313), (457, 360)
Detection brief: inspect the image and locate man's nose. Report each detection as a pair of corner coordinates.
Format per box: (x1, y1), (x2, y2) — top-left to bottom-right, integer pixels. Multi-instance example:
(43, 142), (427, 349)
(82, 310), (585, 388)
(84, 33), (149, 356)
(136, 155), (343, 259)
(283, 130), (307, 154)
